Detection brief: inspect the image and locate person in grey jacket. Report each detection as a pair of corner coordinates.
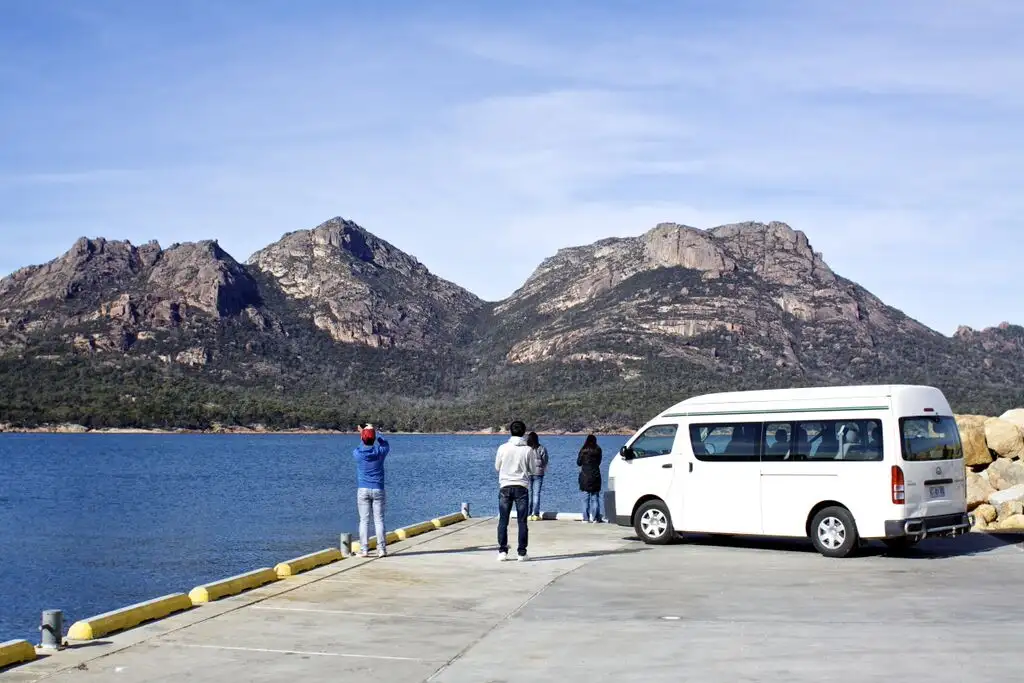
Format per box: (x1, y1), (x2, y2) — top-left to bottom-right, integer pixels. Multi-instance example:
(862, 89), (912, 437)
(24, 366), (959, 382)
(495, 420), (537, 561)
(526, 431), (549, 521)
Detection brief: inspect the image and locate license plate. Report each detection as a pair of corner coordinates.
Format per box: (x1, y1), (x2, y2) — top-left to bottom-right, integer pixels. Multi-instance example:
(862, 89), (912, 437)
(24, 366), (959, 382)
(929, 486), (946, 498)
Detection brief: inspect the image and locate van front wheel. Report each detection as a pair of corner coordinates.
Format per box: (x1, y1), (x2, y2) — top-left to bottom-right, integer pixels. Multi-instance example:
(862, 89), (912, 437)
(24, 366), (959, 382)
(810, 506), (859, 558)
(635, 500), (674, 545)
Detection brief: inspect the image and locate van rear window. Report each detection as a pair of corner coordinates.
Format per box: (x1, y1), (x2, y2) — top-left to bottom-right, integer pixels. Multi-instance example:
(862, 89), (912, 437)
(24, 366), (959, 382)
(900, 416), (963, 461)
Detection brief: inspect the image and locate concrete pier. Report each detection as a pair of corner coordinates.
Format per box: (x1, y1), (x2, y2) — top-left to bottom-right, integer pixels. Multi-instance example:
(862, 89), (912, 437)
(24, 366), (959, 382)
(3, 519), (1023, 682)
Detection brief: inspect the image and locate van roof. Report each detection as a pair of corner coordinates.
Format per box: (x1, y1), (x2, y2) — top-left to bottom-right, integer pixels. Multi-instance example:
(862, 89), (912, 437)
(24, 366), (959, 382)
(659, 384), (941, 416)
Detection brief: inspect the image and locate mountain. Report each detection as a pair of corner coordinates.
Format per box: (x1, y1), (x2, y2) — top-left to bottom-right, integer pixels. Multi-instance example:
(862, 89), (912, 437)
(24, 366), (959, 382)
(1, 218), (1022, 432)
(486, 221), (934, 370)
(247, 217), (485, 350)
(0, 236), (265, 357)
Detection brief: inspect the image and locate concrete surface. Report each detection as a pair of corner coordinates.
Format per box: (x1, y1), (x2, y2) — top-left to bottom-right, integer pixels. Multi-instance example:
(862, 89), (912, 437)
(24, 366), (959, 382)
(3, 520), (1023, 682)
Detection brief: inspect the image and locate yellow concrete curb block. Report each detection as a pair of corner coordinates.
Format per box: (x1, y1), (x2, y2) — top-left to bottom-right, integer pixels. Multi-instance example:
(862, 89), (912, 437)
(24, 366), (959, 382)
(67, 593), (193, 641)
(395, 520), (435, 540)
(0, 640), (36, 670)
(188, 567), (279, 604)
(432, 511), (467, 528)
(351, 532), (400, 553)
(274, 548), (343, 578)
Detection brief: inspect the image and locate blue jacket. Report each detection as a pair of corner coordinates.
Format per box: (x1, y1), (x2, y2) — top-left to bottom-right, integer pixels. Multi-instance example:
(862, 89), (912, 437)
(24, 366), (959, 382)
(352, 437), (390, 490)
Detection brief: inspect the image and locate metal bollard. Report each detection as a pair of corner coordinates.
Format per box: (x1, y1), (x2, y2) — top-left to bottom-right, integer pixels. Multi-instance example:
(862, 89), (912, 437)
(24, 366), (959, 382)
(461, 502), (471, 518)
(40, 609), (63, 650)
(339, 532), (353, 557)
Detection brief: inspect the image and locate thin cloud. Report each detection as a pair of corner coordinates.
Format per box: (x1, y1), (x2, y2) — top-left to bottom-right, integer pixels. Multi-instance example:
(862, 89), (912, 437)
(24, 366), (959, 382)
(0, 1), (1020, 337)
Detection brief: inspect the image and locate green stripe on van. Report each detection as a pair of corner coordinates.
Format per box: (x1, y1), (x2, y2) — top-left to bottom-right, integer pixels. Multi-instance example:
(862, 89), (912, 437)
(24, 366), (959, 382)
(662, 405), (888, 418)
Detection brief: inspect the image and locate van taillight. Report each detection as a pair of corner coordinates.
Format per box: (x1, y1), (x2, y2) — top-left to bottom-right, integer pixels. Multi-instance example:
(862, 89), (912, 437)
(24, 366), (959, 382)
(892, 465), (905, 504)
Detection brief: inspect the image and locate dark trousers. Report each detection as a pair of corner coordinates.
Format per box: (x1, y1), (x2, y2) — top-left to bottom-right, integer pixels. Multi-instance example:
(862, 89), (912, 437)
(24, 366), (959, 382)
(497, 485), (529, 556)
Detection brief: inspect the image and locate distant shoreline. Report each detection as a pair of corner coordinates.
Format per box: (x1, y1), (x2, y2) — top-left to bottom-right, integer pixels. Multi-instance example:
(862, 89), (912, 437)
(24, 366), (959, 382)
(0, 425), (634, 437)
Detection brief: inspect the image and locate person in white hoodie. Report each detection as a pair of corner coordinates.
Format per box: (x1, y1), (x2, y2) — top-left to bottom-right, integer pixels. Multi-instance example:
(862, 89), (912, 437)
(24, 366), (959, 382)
(495, 419), (537, 561)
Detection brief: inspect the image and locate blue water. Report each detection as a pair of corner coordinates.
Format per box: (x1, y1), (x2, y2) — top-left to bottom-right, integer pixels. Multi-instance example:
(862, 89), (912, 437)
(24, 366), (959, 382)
(0, 433), (626, 642)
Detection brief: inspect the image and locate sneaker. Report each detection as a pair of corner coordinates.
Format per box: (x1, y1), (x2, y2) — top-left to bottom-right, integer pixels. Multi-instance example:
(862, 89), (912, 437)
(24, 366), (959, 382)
(377, 549), (387, 558)
(518, 553), (529, 562)
(497, 551), (508, 562)
(581, 519), (590, 524)
(359, 551), (368, 558)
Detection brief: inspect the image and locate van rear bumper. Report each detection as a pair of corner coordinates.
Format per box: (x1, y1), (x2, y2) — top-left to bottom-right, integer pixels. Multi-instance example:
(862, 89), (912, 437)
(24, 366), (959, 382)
(605, 492), (632, 527)
(883, 513), (971, 540)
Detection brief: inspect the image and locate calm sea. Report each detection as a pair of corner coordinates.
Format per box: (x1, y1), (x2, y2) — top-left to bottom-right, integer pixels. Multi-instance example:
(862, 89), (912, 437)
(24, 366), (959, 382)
(0, 433), (626, 642)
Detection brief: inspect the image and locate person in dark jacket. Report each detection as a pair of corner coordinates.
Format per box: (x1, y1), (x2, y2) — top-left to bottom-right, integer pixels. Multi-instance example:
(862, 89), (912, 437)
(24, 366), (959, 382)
(577, 434), (604, 523)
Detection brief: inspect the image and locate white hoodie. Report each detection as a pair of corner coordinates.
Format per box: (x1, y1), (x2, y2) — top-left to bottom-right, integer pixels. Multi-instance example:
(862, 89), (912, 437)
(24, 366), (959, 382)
(495, 436), (536, 488)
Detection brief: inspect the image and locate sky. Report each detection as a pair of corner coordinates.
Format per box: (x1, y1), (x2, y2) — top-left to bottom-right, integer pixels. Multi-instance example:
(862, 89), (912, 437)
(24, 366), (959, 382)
(1, 0), (1021, 335)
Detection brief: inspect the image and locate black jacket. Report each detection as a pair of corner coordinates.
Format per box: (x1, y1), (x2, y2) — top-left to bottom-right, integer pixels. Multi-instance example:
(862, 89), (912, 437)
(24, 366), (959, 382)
(577, 445), (603, 493)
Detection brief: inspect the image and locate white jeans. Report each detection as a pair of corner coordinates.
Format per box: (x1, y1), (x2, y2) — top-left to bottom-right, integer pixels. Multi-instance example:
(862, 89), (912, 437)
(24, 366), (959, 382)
(357, 488), (386, 553)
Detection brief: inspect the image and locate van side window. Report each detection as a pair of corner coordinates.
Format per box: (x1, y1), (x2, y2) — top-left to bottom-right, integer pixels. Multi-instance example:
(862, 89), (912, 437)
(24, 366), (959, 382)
(762, 422), (793, 461)
(630, 424), (678, 458)
(791, 419), (883, 461)
(689, 423), (761, 461)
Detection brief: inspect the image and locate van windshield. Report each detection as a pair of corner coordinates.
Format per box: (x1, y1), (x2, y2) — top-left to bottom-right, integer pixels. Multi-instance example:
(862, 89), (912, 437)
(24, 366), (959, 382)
(900, 416), (963, 461)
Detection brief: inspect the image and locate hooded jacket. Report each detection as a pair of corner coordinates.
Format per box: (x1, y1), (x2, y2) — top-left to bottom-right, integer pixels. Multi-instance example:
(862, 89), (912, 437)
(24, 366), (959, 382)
(495, 436), (536, 488)
(352, 437), (390, 490)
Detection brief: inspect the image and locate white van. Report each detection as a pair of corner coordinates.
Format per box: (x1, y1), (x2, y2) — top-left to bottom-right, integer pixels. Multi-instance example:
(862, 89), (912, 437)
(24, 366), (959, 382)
(606, 384), (970, 557)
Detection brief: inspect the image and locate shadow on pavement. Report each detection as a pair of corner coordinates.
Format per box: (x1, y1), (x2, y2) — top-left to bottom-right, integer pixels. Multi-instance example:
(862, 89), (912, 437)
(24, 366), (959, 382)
(391, 545), (493, 558)
(616, 531), (1021, 559)
(527, 547), (647, 562)
(392, 545), (645, 562)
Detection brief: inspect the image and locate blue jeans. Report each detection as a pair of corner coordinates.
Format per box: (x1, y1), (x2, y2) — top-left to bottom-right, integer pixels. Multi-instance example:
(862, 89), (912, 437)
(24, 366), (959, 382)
(357, 487), (386, 553)
(529, 475), (544, 516)
(497, 485), (529, 556)
(582, 491), (603, 522)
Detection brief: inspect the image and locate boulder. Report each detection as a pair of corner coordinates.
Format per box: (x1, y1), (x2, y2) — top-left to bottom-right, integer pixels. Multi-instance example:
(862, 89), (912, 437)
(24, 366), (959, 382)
(998, 408), (1024, 431)
(988, 484), (1024, 507)
(955, 416), (993, 467)
(992, 513), (1024, 531)
(974, 503), (998, 524)
(984, 417), (1024, 459)
(956, 414), (988, 430)
(55, 423), (88, 433)
(997, 500), (1024, 521)
(986, 458), (1024, 491)
(966, 471), (996, 510)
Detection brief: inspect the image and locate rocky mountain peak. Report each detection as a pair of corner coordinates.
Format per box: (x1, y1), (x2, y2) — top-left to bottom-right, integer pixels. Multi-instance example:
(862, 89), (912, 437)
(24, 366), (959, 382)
(248, 217), (483, 349)
(310, 218), (376, 263)
(709, 221), (834, 287)
(0, 237), (147, 308)
(147, 240), (259, 318)
(642, 223), (736, 278)
(490, 219), (935, 368)
(954, 322), (1024, 355)
(0, 236), (262, 356)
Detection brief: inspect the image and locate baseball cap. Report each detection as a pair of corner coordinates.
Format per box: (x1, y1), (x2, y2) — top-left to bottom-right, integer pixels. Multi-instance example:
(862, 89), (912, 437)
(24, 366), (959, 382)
(360, 423), (376, 442)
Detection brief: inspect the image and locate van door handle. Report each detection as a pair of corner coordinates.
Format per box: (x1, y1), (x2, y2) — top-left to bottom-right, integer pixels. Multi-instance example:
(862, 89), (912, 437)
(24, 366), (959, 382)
(662, 463), (672, 469)
(688, 462), (693, 472)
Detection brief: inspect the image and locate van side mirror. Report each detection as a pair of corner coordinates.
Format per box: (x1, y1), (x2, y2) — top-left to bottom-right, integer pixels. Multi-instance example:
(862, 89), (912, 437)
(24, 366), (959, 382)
(620, 446), (635, 460)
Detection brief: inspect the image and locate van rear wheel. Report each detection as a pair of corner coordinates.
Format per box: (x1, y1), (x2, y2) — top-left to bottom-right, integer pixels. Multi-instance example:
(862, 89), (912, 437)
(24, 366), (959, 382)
(634, 500), (674, 545)
(810, 506), (859, 558)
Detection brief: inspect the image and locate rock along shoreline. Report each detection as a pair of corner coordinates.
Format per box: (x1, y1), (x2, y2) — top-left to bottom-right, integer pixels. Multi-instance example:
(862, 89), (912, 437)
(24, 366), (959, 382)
(0, 423), (634, 437)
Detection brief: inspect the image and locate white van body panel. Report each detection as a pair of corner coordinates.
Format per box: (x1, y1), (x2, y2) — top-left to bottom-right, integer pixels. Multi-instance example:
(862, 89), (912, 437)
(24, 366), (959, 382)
(607, 384), (969, 550)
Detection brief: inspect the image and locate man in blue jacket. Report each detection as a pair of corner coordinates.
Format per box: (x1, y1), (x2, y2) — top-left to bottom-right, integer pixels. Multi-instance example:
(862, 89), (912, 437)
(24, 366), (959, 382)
(353, 423), (390, 558)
